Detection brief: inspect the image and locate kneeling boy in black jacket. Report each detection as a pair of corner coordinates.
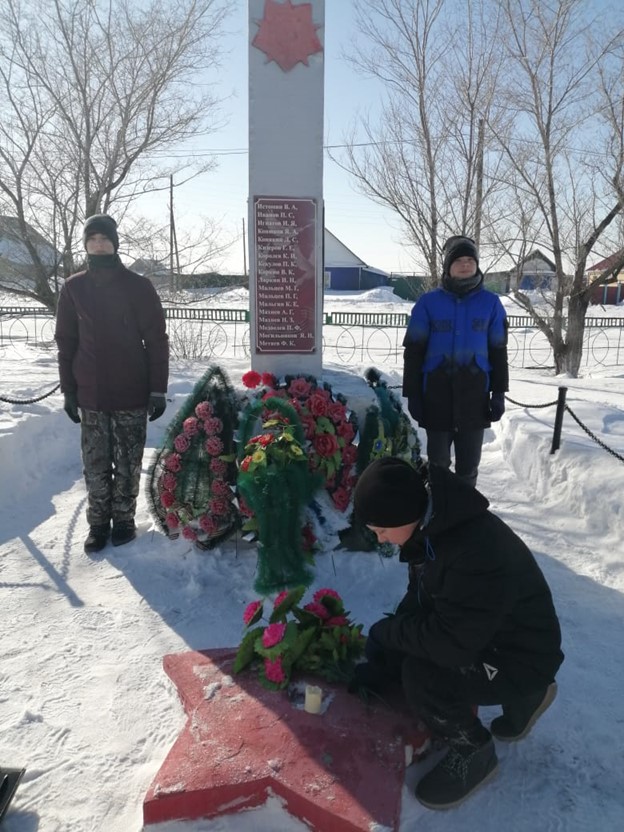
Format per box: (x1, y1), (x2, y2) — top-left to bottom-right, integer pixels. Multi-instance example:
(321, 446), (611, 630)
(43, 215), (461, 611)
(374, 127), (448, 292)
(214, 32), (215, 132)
(353, 457), (564, 810)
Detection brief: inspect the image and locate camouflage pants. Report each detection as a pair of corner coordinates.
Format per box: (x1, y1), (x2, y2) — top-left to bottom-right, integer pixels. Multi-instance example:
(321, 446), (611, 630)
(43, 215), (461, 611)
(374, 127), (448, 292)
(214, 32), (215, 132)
(80, 409), (147, 526)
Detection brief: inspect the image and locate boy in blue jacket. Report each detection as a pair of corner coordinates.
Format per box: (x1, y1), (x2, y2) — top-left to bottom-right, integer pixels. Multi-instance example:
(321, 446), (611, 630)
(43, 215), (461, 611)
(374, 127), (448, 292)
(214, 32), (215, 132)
(403, 236), (508, 486)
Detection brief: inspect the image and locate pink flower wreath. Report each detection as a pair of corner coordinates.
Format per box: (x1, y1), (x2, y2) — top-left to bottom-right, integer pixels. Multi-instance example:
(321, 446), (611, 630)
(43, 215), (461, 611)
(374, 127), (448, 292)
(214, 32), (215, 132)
(157, 398), (237, 545)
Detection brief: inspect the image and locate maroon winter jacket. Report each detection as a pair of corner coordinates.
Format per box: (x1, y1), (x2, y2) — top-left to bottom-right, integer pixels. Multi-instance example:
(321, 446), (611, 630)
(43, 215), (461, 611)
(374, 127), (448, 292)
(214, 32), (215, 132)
(55, 260), (169, 412)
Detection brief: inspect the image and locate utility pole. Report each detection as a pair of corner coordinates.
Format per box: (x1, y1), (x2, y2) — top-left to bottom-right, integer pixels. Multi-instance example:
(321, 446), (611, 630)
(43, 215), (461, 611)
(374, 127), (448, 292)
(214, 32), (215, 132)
(169, 176), (175, 292)
(169, 175), (181, 291)
(242, 217), (247, 278)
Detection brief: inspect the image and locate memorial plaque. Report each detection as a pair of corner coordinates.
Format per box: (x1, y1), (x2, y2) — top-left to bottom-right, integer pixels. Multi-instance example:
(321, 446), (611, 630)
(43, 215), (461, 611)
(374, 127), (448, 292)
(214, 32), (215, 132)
(254, 196), (317, 354)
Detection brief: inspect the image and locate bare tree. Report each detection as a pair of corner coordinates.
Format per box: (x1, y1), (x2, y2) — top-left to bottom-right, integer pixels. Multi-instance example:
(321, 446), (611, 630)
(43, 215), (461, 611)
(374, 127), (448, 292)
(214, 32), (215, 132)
(0, 0), (229, 310)
(334, 0), (508, 286)
(492, 0), (624, 375)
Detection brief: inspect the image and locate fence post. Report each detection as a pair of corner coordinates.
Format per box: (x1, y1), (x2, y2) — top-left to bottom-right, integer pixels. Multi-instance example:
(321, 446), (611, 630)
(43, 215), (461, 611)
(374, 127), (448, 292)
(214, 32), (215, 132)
(550, 386), (568, 454)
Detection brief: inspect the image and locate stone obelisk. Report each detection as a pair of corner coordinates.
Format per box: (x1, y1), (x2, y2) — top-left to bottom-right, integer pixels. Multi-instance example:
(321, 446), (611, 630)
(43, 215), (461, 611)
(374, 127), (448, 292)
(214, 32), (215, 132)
(248, 0), (325, 377)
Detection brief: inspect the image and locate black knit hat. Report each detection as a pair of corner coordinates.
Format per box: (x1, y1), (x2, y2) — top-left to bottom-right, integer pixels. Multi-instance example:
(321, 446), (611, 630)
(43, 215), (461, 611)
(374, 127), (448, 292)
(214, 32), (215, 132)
(354, 457), (428, 528)
(442, 235), (478, 275)
(83, 214), (119, 251)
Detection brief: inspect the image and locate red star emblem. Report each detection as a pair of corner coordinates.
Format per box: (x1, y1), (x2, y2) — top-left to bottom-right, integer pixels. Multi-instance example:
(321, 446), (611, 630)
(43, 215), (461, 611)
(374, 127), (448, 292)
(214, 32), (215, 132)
(143, 648), (431, 830)
(252, 0), (323, 72)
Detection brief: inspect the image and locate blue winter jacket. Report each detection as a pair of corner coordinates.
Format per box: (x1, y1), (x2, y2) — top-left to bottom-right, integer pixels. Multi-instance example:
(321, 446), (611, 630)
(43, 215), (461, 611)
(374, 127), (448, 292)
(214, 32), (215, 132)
(402, 279), (508, 431)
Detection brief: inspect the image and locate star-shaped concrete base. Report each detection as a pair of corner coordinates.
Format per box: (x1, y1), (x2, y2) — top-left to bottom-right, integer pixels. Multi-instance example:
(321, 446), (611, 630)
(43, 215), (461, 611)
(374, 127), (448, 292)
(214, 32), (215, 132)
(144, 648), (431, 831)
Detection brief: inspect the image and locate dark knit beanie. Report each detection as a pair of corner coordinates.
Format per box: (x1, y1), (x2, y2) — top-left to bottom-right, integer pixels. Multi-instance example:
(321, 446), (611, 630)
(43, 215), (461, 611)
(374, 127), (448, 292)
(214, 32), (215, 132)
(442, 235), (478, 275)
(354, 457), (428, 528)
(83, 214), (119, 252)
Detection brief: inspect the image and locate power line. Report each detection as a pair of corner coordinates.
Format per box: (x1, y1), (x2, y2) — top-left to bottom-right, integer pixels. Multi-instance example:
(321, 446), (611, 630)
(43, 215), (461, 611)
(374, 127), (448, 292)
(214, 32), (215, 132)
(147, 134), (619, 162)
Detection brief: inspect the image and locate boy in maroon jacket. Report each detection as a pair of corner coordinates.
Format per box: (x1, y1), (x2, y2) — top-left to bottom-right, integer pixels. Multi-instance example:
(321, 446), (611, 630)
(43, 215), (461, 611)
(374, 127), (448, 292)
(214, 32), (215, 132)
(55, 214), (169, 552)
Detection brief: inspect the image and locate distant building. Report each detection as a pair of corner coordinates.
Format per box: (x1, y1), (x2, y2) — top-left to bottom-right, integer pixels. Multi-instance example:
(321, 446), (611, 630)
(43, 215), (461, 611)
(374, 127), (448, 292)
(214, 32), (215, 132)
(0, 215), (60, 287)
(128, 257), (172, 290)
(586, 250), (624, 305)
(324, 229), (389, 290)
(485, 249), (556, 293)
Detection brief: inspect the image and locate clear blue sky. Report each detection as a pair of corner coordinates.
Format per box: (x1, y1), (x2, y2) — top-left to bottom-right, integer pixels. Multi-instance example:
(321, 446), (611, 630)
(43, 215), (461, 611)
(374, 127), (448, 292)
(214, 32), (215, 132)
(139, 0), (416, 276)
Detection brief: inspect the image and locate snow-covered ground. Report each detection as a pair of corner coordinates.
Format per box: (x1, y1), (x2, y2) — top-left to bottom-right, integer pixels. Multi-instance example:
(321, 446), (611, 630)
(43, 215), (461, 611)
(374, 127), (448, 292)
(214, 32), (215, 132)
(1, 289), (624, 832)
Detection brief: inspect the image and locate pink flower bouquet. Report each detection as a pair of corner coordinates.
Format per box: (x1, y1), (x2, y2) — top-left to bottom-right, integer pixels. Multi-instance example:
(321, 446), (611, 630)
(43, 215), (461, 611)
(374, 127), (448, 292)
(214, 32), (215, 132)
(233, 586), (365, 690)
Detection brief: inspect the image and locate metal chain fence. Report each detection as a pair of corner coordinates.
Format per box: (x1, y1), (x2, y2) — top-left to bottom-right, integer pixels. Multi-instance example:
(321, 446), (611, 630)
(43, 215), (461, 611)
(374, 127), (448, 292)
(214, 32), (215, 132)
(1, 306), (623, 464)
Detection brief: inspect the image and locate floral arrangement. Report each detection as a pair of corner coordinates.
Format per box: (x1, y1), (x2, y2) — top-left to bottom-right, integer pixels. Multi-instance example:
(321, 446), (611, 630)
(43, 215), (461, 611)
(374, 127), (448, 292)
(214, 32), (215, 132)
(241, 371), (359, 513)
(233, 586), (366, 690)
(146, 365), (240, 550)
(338, 367), (424, 555)
(358, 367), (422, 474)
(237, 396), (320, 594)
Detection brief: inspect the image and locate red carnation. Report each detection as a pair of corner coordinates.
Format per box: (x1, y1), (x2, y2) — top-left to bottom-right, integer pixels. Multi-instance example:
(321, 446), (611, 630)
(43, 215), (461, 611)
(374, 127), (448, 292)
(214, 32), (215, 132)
(242, 370), (262, 388)
(262, 622), (287, 648)
(183, 417), (200, 436)
(165, 512), (180, 529)
(204, 416), (223, 435)
(209, 496), (231, 516)
(182, 526), (197, 541)
(195, 401), (213, 420)
(243, 600), (263, 625)
(199, 514), (218, 535)
(313, 588), (342, 603)
(211, 478), (231, 497)
(261, 372), (278, 388)
(173, 434), (191, 453)
(264, 656), (286, 684)
(204, 436), (224, 456)
(164, 453), (182, 472)
(161, 472), (177, 492)
(210, 457), (228, 475)
(160, 491), (175, 508)
(304, 601), (330, 620)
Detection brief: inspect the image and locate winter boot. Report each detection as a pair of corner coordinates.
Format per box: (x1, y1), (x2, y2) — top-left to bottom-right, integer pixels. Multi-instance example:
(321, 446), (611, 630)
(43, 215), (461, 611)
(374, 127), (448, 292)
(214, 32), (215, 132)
(84, 523), (110, 554)
(415, 732), (498, 810)
(111, 520), (136, 547)
(490, 682), (557, 742)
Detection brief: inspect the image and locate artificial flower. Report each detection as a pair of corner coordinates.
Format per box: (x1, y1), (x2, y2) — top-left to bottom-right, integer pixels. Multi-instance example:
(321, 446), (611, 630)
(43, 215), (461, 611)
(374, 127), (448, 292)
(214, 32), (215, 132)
(262, 622), (287, 648)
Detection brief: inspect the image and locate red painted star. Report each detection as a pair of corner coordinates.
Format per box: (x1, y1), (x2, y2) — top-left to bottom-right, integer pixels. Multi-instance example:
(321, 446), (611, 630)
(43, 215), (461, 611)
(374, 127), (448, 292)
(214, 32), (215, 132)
(252, 0), (323, 72)
(143, 648), (431, 830)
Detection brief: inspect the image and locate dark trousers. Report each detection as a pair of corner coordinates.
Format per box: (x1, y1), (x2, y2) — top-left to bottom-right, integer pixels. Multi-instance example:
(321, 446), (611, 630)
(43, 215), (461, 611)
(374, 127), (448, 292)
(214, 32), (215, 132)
(426, 428), (485, 488)
(364, 633), (521, 744)
(80, 409), (147, 526)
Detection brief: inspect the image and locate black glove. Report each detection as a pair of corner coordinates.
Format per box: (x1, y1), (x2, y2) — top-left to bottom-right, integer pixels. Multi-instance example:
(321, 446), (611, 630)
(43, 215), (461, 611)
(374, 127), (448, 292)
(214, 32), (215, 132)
(407, 396), (423, 423)
(489, 392), (505, 421)
(63, 391), (81, 424)
(148, 393), (167, 422)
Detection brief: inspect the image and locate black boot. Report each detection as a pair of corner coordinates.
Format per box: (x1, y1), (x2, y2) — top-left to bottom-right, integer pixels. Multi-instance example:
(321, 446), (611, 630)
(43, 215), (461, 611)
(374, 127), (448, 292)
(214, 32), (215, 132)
(84, 523), (110, 554)
(491, 682), (557, 742)
(111, 520), (136, 547)
(416, 728), (498, 810)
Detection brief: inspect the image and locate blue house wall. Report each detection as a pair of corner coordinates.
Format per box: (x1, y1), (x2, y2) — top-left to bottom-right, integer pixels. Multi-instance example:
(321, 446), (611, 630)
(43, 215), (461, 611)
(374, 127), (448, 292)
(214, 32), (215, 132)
(327, 266), (388, 290)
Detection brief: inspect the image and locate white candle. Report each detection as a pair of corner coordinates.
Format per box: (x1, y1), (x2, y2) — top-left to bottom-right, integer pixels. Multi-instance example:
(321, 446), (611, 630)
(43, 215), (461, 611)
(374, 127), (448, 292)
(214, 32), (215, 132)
(304, 684), (322, 714)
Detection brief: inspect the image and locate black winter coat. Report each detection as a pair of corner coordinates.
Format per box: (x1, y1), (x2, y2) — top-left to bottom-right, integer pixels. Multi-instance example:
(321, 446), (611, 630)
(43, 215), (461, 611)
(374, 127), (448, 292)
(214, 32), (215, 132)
(55, 260), (169, 412)
(370, 465), (564, 693)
